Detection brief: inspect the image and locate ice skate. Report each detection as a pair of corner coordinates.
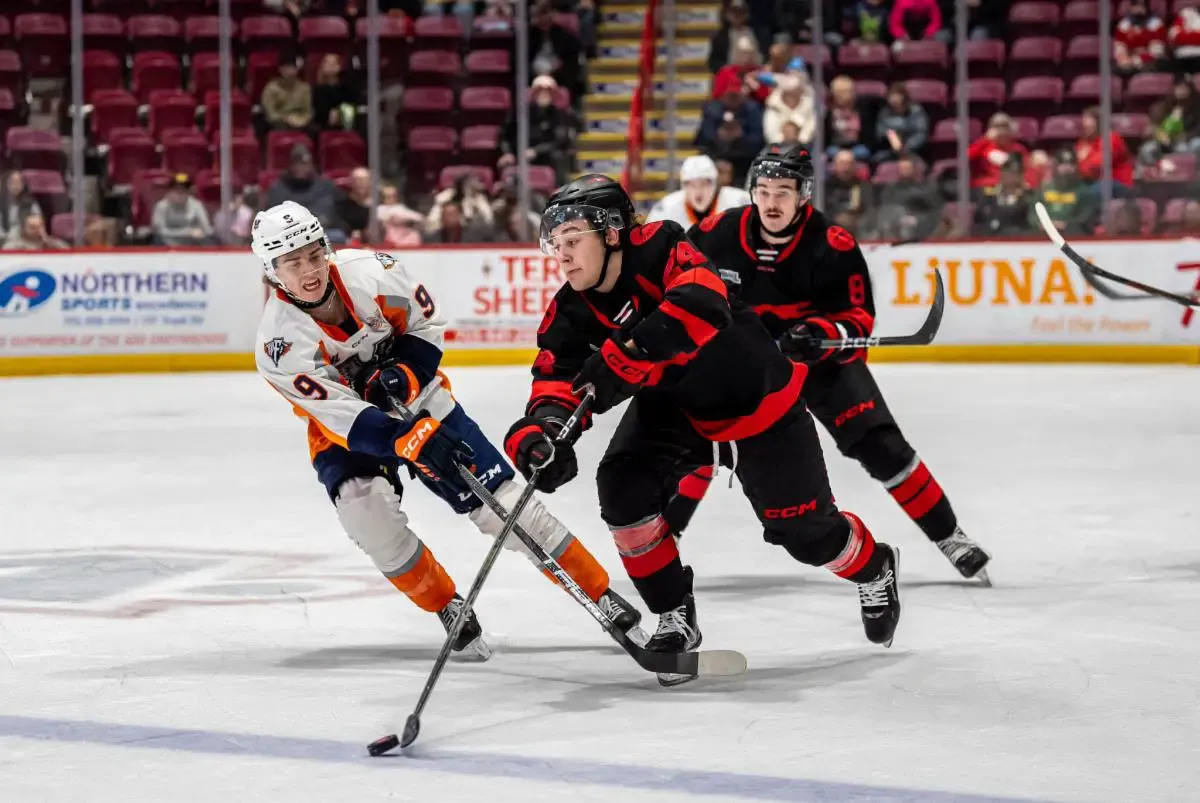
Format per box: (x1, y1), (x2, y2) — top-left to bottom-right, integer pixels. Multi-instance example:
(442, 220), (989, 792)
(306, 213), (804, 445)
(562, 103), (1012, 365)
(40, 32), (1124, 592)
(936, 527), (992, 586)
(646, 569), (701, 686)
(438, 594), (491, 661)
(858, 545), (901, 647)
(598, 588), (648, 646)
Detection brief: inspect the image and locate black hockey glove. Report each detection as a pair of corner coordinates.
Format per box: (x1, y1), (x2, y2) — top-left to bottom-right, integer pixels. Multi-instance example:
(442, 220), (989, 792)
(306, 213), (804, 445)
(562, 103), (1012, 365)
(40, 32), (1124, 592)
(778, 317), (854, 363)
(361, 359), (421, 410)
(394, 414), (475, 488)
(571, 339), (655, 414)
(504, 416), (578, 493)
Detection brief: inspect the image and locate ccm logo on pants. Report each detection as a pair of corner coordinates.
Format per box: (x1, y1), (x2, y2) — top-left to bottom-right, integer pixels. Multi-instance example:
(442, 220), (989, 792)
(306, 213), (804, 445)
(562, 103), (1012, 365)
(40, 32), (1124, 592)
(763, 500), (817, 519)
(834, 400), (875, 428)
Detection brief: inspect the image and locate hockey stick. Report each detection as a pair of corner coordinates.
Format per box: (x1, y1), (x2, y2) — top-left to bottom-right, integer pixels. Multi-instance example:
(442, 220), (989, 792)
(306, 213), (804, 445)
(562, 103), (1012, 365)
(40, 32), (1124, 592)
(813, 267), (945, 350)
(370, 394), (592, 756)
(1034, 201), (1200, 307)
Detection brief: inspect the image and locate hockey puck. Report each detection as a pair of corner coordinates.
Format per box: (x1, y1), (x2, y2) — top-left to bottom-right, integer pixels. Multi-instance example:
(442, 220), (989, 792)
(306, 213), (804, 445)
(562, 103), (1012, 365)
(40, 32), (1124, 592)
(367, 733), (400, 757)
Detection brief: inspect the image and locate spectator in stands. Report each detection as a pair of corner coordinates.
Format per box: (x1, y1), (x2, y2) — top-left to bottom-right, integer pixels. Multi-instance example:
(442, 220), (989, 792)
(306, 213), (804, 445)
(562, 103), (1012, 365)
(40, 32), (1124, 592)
(426, 201), (494, 244)
(715, 158), (737, 190)
(824, 76), (871, 162)
(1030, 149), (1098, 236)
(214, 187), (256, 246)
(312, 55), (358, 132)
(696, 69), (766, 184)
(1115, 0), (1167, 73)
(889, 0), (950, 46)
(1139, 79), (1200, 165)
(968, 113), (1029, 190)
(1026, 149), (1052, 189)
(738, 45), (796, 106)
(873, 82), (929, 164)
(848, 0), (890, 44)
(499, 76), (574, 185)
(825, 148), (874, 235)
(338, 168), (373, 243)
(264, 0), (313, 32)
(0, 171), (42, 243)
(1106, 198), (1146, 236)
(875, 154), (941, 241)
(428, 173), (495, 236)
(529, 0), (583, 102)
(1077, 106), (1134, 194)
(973, 156), (1032, 236)
(763, 73), (816, 147)
(3, 212), (67, 251)
(495, 202), (539, 242)
(262, 53), (313, 133)
(152, 175), (215, 247)
(378, 183), (425, 248)
(964, 0), (1009, 41)
(714, 37), (773, 106)
(83, 218), (116, 248)
(266, 145), (348, 243)
(577, 0), (598, 58)
(1176, 199), (1200, 234)
(1169, 6), (1200, 75)
(478, 0), (515, 33)
(708, 0), (762, 73)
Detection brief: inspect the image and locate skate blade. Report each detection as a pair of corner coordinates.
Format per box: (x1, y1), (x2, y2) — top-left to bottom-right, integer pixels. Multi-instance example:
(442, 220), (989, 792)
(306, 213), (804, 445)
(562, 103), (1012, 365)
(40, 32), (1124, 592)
(657, 671), (699, 687)
(973, 568), (992, 588)
(454, 635), (492, 662)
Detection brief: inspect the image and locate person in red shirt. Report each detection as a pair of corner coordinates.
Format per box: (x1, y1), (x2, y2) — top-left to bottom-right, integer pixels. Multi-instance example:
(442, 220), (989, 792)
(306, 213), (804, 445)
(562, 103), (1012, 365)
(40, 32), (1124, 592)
(1169, 6), (1200, 74)
(1076, 106), (1135, 191)
(967, 113), (1030, 190)
(1115, 0), (1167, 72)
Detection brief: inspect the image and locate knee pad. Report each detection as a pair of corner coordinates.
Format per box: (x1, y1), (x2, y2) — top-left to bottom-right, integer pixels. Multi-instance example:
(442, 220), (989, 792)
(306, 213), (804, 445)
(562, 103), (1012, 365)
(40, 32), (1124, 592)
(841, 425), (916, 484)
(468, 479), (572, 561)
(767, 509), (853, 568)
(335, 476), (422, 577)
(596, 456), (665, 528)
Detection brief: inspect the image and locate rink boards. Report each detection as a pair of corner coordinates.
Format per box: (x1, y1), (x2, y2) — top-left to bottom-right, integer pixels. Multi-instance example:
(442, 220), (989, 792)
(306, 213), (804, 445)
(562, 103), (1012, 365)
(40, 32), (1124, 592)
(1, 238), (1199, 376)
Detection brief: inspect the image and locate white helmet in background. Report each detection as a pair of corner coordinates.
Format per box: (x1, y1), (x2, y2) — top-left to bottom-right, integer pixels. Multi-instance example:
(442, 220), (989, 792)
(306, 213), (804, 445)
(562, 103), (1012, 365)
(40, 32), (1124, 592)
(251, 201), (329, 284)
(680, 155), (719, 184)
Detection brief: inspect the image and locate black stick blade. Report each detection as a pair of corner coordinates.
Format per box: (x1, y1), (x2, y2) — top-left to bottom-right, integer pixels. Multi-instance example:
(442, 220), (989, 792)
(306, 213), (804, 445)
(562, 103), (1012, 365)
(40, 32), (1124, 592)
(399, 714), (421, 748)
(368, 733), (400, 757)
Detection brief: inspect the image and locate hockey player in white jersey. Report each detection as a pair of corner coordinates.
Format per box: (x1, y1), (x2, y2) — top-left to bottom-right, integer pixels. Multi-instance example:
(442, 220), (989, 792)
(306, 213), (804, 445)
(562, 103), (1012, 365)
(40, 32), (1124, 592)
(252, 201), (643, 658)
(646, 154), (751, 228)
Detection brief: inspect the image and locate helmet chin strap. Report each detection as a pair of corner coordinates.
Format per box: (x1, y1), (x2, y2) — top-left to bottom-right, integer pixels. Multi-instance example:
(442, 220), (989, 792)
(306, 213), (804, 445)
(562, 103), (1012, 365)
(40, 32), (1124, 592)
(586, 228), (620, 291)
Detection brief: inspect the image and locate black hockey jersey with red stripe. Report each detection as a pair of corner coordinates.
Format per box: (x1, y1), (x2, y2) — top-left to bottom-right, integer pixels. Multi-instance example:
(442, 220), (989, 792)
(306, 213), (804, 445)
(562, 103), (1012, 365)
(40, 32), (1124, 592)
(687, 204), (875, 360)
(528, 219), (804, 442)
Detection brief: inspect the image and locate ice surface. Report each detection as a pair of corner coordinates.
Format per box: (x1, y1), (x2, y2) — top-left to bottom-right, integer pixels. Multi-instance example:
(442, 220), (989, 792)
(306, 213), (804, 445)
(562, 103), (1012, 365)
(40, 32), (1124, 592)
(1, 365), (1198, 803)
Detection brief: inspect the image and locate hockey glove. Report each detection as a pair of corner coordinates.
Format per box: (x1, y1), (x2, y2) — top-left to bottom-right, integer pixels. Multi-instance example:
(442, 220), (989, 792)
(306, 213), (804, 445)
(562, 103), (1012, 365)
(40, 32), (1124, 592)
(393, 414), (475, 485)
(504, 416), (578, 493)
(361, 359), (422, 410)
(571, 339), (655, 414)
(778, 317), (858, 363)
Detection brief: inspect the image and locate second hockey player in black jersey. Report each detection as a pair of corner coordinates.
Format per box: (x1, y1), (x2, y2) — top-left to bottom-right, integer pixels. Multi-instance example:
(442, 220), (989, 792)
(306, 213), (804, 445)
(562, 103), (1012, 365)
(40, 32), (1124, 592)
(685, 144), (991, 582)
(502, 175), (902, 684)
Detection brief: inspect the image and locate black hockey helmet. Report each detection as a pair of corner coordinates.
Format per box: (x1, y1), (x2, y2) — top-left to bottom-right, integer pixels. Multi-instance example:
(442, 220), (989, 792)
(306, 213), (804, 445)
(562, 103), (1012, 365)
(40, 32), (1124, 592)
(539, 173), (637, 256)
(746, 144), (815, 201)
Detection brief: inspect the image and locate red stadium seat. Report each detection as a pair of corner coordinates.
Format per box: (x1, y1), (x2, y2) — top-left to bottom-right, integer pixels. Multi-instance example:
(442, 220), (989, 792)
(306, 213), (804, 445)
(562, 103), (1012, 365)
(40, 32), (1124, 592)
(1062, 36), (1102, 83)
(82, 51), (123, 105)
(161, 128), (211, 177)
(792, 43), (832, 71)
(82, 13), (126, 57)
(1061, 1), (1100, 40)
(6, 126), (61, 171)
(22, 168), (67, 215)
(1007, 37), (1062, 82)
(1007, 2), (1061, 39)
(835, 42), (890, 81)
(265, 130), (314, 170)
(0, 88), (17, 143)
(406, 126), (457, 194)
(0, 50), (20, 95)
(148, 90), (198, 139)
(130, 168), (172, 229)
(905, 79), (949, 121)
(107, 128), (158, 186)
(965, 78), (1006, 122)
(184, 17), (237, 54)
(0, 16), (11, 49)
(891, 40), (948, 82)
(203, 89), (250, 137)
(412, 15), (463, 50)
(1125, 72), (1174, 114)
(191, 168), (225, 208)
(356, 16), (411, 81)
(460, 86), (512, 127)
(240, 15), (292, 54)
(131, 52), (182, 104)
(89, 89), (140, 146)
(399, 86), (455, 130)
(928, 117), (983, 161)
(464, 50), (512, 88)
(257, 168), (282, 195)
(1039, 115), (1083, 151)
(51, 213), (103, 245)
(218, 130), (262, 187)
(962, 39), (1005, 79)
(501, 165), (557, 195)
(1110, 112), (1152, 146)
(245, 51), (281, 104)
(459, 124), (501, 167)
(854, 80), (888, 100)
(438, 165), (496, 191)
(1012, 116), (1040, 146)
(318, 130), (366, 172)
(127, 14), (183, 53)
(1065, 74), (1122, 114)
(407, 50), (462, 87)
(299, 16), (352, 61)
(14, 13), (69, 77)
(189, 51), (238, 99)
(1006, 77), (1064, 119)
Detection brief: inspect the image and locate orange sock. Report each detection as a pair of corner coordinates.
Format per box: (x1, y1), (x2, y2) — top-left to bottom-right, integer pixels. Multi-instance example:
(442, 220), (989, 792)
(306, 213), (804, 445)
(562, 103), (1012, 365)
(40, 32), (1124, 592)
(542, 538), (610, 601)
(386, 545), (457, 612)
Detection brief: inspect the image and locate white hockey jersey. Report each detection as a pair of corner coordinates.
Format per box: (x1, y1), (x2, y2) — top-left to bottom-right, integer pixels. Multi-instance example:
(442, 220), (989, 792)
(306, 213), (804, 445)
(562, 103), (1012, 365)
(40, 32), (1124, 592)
(646, 186), (751, 229)
(256, 248), (455, 460)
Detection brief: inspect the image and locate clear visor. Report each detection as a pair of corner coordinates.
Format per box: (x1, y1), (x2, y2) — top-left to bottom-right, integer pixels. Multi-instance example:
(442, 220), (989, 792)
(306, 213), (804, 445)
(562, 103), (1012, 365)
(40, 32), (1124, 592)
(539, 204), (623, 256)
(748, 163), (814, 202)
(270, 238), (332, 280)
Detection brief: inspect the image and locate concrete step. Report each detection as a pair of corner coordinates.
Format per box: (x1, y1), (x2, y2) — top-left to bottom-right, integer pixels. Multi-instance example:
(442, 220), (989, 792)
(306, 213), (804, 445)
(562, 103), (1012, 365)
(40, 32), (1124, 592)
(583, 110), (701, 136)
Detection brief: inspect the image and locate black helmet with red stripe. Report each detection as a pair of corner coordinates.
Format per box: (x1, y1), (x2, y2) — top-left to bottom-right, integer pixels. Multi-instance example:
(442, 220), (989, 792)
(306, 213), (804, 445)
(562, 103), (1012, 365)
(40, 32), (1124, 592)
(746, 144), (815, 201)
(540, 174), (637, 290)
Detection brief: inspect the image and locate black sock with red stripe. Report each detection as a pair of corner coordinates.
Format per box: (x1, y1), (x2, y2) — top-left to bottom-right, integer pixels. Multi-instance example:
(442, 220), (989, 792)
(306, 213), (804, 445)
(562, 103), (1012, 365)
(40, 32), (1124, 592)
(662, 465), (714, 536)
(883, 457), (958, 543)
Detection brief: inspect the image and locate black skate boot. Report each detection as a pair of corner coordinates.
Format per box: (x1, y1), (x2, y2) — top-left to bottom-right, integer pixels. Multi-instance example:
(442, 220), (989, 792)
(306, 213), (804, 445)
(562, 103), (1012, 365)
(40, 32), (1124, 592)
(857, 545), (901, 648)
(438, 594), (491, 661)
(936, 527), (992, 586)
(598, 588), (648, 645)
(646, 568), (702, 687)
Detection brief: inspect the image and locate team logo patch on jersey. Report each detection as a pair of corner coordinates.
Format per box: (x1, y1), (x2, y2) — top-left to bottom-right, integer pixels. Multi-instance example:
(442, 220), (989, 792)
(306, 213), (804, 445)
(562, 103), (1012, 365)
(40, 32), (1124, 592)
(719, 269), (742, 285)
(630, 221), (663, 245)
(263, 337), (292, 367)
(375, 252), (396, 269)
(827, 225), (856, 252)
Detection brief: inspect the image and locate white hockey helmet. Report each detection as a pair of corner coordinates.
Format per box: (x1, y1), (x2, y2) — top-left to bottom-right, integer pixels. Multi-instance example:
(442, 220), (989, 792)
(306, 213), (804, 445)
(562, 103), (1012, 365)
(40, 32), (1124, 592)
(680, 154), (719, 184)
(251, 201), (329, 284)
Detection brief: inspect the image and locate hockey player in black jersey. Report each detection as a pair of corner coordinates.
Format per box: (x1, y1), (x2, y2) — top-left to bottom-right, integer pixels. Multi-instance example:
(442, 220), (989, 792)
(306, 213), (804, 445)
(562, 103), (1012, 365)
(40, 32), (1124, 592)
(684, 144), (991, 583)
(501, 175), (901, 685)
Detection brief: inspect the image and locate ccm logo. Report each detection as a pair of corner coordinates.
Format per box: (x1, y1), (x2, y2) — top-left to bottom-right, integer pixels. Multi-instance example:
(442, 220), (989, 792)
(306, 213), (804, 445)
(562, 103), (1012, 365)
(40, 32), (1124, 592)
(763, 500), (817, 519)
(834, 400), (875, 428)
(400, 419), (436, 461)
(604, 350), (647, 381)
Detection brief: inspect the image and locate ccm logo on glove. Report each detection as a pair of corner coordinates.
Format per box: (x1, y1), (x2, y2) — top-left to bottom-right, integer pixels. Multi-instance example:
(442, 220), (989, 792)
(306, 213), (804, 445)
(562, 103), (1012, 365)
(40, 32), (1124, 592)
(398, 417), (439, 462)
